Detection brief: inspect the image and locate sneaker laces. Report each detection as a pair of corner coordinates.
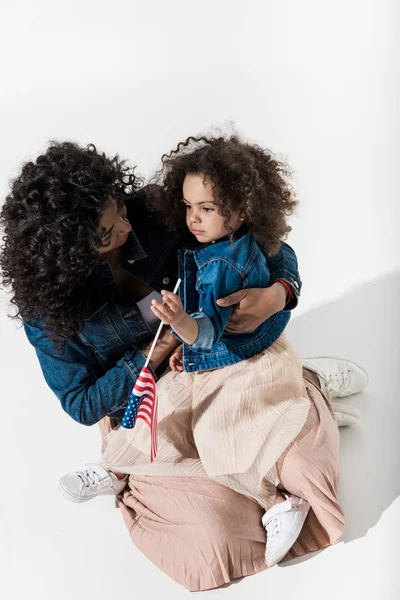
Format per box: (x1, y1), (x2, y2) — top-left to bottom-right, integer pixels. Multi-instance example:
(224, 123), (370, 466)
(77, 468), (108, 489)
(265, 516), (281, 538)
(322, 368), (352, 396)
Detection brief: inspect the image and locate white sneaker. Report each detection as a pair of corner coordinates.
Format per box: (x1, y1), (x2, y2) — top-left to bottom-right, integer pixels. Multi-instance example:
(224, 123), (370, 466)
(58, 463), (126, 503)
(302, 357), (368, 400)
(263, 496), (310, 567)
(332, 400), (360, 427)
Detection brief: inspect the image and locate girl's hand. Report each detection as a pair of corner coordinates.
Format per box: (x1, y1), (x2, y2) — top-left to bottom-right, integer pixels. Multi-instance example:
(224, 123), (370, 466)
(169, 344), (184, 371)
(151, 290), (185, 327)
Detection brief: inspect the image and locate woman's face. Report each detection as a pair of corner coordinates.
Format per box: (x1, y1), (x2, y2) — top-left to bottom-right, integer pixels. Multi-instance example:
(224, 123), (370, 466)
(97, 198), (132, 254)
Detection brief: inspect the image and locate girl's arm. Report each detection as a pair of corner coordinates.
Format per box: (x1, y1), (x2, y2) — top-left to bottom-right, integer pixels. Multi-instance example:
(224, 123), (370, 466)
(151, 260), (242, 350)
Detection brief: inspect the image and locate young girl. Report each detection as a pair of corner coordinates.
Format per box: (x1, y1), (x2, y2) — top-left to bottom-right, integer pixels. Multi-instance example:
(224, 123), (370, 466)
(101, 135), (344, 567)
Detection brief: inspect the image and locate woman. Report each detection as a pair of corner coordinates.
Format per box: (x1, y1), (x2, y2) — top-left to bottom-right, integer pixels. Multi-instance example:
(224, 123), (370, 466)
(0, 141), (367, 591)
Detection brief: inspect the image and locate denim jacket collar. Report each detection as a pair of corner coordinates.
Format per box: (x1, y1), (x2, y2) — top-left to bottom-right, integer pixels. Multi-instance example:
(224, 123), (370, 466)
(209, 223), (249, 246)
(188, 224), (250, 263)
(92, 229), (148, 281)
(120, 229), (148, 264)
(188, 224), (249, 254)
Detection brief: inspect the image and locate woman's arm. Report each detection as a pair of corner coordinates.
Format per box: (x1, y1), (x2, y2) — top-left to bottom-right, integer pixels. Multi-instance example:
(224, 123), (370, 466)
(24, 321), (178, 426)
(218, 242), (302, 333)
(267, 241), (301, 309)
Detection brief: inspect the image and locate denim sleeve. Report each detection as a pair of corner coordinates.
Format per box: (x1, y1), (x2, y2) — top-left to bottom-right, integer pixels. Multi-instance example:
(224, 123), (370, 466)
(24, 321), (152, 426)
(170, 316), (217, 350)
(188, 262), (241, 351)
(267, 242), (302, 310)
(188, 312), (219, 350)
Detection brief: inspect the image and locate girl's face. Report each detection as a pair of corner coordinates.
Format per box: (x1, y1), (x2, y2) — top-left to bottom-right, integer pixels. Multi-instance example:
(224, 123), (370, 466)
(182, 174), (243, 243)
(97, 198), (132, 254)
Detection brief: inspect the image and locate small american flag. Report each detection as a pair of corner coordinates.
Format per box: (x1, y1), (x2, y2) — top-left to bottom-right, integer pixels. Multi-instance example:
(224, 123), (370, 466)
(120, 366), (158, 462)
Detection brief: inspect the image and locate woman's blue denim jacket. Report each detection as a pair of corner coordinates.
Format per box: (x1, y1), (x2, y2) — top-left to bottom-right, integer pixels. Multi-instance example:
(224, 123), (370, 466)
(176, 226), (291, 372)
(23, 192), (302, 426)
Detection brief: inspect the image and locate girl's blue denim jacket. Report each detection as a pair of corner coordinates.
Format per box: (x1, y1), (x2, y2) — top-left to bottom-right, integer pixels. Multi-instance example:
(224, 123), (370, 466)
(176, 226), (291, 372)
(23, 192), (302, 426)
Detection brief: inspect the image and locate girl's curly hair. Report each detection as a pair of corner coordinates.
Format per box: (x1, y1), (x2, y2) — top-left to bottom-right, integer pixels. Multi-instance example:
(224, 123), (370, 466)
(150, 135), (297, 255)
(0, 141), (142, 341)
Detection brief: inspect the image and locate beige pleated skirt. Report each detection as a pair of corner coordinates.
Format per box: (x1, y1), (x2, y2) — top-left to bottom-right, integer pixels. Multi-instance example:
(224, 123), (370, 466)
(102, 335), (311, 507)
(99, 335), (345, 590)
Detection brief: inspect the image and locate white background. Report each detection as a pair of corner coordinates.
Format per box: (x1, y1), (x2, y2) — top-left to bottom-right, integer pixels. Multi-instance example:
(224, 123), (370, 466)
(0, 1), (399, 599)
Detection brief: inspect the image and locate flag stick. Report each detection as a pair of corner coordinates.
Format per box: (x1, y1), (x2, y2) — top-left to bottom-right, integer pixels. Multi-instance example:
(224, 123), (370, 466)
(144, 278), (182, 369)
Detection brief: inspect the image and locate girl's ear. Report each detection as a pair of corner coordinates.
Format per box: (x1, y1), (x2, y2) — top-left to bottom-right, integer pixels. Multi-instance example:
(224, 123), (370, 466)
(239, 209), (246, 222)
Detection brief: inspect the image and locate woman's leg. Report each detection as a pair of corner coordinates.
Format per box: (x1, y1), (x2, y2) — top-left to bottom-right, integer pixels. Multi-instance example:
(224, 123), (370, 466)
(58, 417), (128, 503)
(303, 367), (320, 388)
(274, 378), (345, 554)
(304, 366), (361, 427)
(302, 357), (368, 400)
(117, 474), (268, 591)
(100, 370), (199, 476)
(259, 377), (345, 566)
(117, 378), (345, 588)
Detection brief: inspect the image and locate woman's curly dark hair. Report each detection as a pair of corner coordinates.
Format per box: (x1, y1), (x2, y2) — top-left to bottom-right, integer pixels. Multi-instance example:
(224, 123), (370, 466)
(0, 141), (142, 341)
(150, 135), (297, 255)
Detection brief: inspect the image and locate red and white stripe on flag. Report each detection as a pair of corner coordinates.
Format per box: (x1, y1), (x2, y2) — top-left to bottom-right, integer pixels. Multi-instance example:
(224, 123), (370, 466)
(135, 366), (158, 462)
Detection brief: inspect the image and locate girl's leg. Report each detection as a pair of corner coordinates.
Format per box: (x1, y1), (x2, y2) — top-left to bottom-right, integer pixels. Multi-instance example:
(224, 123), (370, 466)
(192, 339), (311, 509)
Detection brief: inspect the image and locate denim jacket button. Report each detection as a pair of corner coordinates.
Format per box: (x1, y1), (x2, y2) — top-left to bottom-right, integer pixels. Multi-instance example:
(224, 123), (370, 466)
(199, 307), (203, 311)
(162, 277), (170, 285)
(128, 259), (136, 264)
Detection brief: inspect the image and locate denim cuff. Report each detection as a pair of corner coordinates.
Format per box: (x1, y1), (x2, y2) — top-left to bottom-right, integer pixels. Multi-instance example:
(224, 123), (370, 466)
(124, 347), (157, 378)
(270, 269), (301, 310)
(190, 313), (215, 350)
(171, 313), (216, 350)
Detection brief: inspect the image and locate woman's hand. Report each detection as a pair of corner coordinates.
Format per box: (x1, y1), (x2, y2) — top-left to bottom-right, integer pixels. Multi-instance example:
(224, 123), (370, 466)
(141, 327), (180, 371)
(169, 344), (184, 372)
(217, 282), (287, 334)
